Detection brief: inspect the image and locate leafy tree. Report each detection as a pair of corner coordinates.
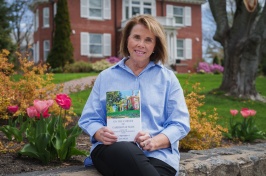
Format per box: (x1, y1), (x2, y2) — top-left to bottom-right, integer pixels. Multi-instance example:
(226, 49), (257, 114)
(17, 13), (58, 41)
(47, 0), (73, 69)
(9, 0), (33, 52)
(0, 0), (15, 52)
(208, 0), (266, 101)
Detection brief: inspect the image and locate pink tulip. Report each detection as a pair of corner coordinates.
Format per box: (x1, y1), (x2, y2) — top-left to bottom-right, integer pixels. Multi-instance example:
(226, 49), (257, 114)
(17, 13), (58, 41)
(33, 100), (53, 114)
(36, 109), (50, 119)
(249, 109), (256, 116)
(27, 106), (38, 118)
(55, 94), (72, 110)
(230, 109), (238, 116)
(240, 108), (250, 118)
(7, 105), (19, 114)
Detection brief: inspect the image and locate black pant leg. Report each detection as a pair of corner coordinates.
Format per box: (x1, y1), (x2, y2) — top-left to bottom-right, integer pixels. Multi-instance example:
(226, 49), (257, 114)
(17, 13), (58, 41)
(91, 142), (160, 176)
(149, 157), (177, 176)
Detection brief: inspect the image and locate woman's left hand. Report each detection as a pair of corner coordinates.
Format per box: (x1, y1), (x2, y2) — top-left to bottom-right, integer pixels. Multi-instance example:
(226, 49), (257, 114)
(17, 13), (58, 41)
(135, 132), (170, 151)
(134, 131), (155, 151)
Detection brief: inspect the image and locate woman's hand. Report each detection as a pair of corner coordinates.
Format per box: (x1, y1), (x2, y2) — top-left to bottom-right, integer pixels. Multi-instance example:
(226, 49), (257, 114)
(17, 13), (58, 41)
(135, 132), (170, 151)
(94, 127), (117, 145)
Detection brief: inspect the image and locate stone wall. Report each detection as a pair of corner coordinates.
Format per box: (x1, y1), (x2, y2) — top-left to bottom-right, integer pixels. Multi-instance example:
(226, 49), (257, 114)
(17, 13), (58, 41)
(15, 142), (266, 176)
(179, 142), (266, 176)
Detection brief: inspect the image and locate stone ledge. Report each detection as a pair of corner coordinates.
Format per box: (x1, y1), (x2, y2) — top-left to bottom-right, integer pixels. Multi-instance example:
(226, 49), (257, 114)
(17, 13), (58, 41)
(179, 142), (266, 176)
(11, 142), (266, 176)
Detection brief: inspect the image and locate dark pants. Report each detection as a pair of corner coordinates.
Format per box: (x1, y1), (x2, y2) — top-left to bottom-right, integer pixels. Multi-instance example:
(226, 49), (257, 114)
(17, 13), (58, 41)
(91, 142), (177, 176)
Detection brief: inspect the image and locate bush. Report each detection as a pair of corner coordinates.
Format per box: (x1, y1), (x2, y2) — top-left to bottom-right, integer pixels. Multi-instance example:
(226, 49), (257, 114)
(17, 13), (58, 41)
(92, 59), (113, 72)
(180, 82), (227, 150)
(64, 61), (93, 73)
(0, 50), (75, 123)
(197, 62), (224, 74)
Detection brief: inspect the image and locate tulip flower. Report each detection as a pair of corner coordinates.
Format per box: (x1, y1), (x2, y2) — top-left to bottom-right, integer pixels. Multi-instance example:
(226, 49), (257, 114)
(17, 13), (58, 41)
(33, 100), (54, 114)
(249, 109), (256, 116)
(240, 108), (250, 118)
(55, 94), (72, 110)
(7, 105), (19, 114)
(226, 108), (264, 142)
(230, 109), (238, 116)
(36, 109), (50, 119)
(27, 106), (38, 118)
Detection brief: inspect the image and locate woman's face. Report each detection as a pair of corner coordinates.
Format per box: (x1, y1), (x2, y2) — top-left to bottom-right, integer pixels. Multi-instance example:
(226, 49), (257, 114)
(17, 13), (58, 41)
(127, 24), (156, 64)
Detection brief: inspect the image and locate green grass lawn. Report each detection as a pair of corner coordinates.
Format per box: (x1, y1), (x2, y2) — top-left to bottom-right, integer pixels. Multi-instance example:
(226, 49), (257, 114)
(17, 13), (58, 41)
(11, 72), (98, 84)
(52, 72), (98, 84)
(176, 74), (266, 131)
(68, 73), (265, 132)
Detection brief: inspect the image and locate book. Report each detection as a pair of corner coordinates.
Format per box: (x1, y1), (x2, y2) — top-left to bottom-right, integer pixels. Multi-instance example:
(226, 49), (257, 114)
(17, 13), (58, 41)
(106, 90), (141, 141)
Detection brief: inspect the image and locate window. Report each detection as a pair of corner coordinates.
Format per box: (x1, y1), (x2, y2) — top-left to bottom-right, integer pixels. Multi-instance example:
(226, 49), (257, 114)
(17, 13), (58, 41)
(34, 9), (39, 31)
(89, 0), (102, 18)
(176, 39), (192, 59)
(90, 34), (102, 54)
(123, 0), (155, 20)
(176, 39), (184, 58)
(166, 5), (191, 26)
(80, 32), (111, 57)
(173, 7), (183, 24)
(81, 0), (111, 20)
(43, 7), (50, 28)
(43, 40), (50, 61)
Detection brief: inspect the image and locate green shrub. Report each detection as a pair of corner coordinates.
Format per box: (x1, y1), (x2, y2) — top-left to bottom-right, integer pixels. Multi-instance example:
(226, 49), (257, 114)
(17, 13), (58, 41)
(64, 61), (93, 73)
(92, 60), (112, 72)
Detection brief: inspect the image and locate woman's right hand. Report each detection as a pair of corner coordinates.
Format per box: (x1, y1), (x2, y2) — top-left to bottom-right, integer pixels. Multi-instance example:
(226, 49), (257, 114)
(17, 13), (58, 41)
(94, 127), (118, 145)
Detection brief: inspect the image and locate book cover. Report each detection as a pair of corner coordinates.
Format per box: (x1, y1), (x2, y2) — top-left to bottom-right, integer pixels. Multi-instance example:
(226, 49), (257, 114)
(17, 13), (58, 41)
(106, 90), (141, 141)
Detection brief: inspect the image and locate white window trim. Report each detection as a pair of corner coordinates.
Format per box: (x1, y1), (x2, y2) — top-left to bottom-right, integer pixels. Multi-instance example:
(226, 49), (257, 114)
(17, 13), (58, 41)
(80, 32), (111, 57)
(43, 40), (50, 61)
(122, 0), (156, 20)
(34, 41), (39, 63)
(34, 9), (39, 31)
(54, 3), (57, 16)
(43, 7), (50, 28)
(185, 38), (192, 59)
(80, 0), (111, 20)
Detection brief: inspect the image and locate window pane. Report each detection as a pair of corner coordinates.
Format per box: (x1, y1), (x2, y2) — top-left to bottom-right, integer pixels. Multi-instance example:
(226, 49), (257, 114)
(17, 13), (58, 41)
(144, 2), (151, 6)
(174, 7), (183, 15)
(132, 7), (140, 15)
(132, 1), (140, 5)
(177, 50), (184, 57)
(89, 0), (102, 7)
(90, 34), (102, 43)
(177, 40), (183, 47)
(90, 9), (102, 17)
(90, 45), (102, 54)
(144, 8), (151, 14)
(175, 17), (183, 24)
(126, 7), (129, 19)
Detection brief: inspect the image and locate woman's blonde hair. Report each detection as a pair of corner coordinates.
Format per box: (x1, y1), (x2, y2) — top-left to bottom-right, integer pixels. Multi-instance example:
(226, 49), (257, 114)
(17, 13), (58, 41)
(119, 14), (168, 64)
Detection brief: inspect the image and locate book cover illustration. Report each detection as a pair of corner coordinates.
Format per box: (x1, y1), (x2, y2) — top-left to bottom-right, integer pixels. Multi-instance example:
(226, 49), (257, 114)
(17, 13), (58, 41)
(106, 90), (141, 141)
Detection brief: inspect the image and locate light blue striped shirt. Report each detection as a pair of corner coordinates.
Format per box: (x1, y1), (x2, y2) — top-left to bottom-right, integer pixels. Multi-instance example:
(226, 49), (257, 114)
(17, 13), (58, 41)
(78, 57), (190, 172)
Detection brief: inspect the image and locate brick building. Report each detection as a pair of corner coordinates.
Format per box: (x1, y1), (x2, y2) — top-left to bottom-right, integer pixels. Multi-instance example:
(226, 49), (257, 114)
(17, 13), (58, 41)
(31, 0), (204, 73)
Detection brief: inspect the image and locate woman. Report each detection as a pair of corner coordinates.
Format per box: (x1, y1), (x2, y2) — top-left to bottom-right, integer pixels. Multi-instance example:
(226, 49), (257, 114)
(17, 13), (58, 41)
(79, 14), (190, 176)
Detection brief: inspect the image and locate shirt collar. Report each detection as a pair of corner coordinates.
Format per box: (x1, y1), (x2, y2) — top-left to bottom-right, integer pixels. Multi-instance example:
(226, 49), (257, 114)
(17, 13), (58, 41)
(112, 57), (163, 70)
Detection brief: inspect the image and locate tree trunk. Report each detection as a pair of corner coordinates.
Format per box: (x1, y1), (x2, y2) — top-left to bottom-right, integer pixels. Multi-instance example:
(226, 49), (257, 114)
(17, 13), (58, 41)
(208, 0), (266, 101)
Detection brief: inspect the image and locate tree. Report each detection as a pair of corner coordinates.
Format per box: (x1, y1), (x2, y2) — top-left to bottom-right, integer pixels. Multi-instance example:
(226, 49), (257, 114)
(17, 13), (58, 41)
(47, 0), (73, 69)
(0, 0), (15, 52)
(208, 0), (266, 101)
(9, 0), (33, 52)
